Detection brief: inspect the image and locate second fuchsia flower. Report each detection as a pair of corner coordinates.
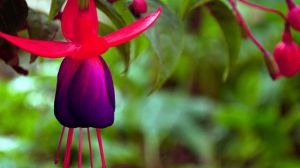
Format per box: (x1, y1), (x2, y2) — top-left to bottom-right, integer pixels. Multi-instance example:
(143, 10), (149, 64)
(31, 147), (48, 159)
(275, 0), (300, 77)
(230, 0), (300, 79)
(0, 0), (161, 167)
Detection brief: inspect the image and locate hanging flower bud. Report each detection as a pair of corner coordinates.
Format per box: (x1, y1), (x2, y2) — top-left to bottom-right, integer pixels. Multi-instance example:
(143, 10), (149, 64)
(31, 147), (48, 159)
(274, 25), (300, 77)
(130, 0), (148, 17)
(286, 0), (300, 31)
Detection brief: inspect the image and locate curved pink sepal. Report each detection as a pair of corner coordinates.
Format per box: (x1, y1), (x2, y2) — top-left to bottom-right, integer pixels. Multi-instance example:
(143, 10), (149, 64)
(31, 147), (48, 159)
(62, 0), (98, 41)
(0, 32), (78, 58)
(104, 7), (162, 47)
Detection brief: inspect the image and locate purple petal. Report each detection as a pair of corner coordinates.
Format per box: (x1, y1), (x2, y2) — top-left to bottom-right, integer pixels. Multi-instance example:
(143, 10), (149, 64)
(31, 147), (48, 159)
(67, 57), (115, 128)
(54, 58), (82, 127)
(100, 57), (115, 108)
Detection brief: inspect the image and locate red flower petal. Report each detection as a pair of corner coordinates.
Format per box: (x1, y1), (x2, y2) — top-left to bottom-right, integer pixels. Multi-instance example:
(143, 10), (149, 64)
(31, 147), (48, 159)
(0, 32), (78, 58)
(104, 7), (162, 47)
(62, 0), (98, 41)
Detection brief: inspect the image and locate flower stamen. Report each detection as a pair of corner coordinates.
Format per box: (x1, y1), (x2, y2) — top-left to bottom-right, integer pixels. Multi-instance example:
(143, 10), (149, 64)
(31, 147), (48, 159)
(87, 128), (94, 168)
(78, 128), (83, 168)
(63, 128), (74, 168)
(96, 128), (106, 168)
(55, 127), (66, 164)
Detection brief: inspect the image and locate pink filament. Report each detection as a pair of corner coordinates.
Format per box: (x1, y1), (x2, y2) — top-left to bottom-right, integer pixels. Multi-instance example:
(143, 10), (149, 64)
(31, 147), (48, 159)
(78, 128), (83, 168)
(63, 128), (74, 168)
(55, 127), (66, 164)
(96, 128), (107, 168)
(54, 128), (107, 167)
(87, 128), (94, 168)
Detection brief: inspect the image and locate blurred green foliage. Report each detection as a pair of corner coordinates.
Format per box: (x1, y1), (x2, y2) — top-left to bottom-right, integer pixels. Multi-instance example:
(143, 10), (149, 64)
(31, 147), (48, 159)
(2, 0), (300, 168)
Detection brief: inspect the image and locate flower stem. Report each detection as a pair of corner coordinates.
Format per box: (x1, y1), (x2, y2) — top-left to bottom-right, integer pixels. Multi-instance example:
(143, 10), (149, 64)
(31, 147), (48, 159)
(79, 0), (90, 10)
(286, 0), (296, 9)
(229, 0), (267, 55)
(283, 23), (293, 42)
(239, 0), (285, 19)
(228, 0), (280, 79)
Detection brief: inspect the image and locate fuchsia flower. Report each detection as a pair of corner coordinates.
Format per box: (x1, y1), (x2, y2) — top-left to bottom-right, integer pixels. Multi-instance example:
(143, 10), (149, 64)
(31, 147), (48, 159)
(274, 25), (300, 77)
(0, 0), (161, 167)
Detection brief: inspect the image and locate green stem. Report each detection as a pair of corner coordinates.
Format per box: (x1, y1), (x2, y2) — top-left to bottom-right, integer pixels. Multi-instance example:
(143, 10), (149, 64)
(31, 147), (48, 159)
(79, 0), (90, 10)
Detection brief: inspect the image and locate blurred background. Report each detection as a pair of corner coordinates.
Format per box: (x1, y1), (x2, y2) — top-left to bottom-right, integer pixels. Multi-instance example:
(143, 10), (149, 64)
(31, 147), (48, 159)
(1, 0), (300, 167)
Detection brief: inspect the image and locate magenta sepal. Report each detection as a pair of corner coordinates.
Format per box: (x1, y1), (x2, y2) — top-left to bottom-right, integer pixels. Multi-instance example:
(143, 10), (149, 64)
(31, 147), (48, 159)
(0, 32), (78, 58)
(104, 7), (162, 47)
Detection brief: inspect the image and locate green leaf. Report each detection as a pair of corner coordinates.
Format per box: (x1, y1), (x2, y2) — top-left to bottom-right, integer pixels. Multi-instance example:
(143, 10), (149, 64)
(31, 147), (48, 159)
(48, 0), (65, 20)
(160, 0), (193, 18)
(99, 22), (115, 36)
(95, 0), (126, 29)
(190, 0), (214, 10)
(205, 0), (242, 81)
(145, 0), (184, 91)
